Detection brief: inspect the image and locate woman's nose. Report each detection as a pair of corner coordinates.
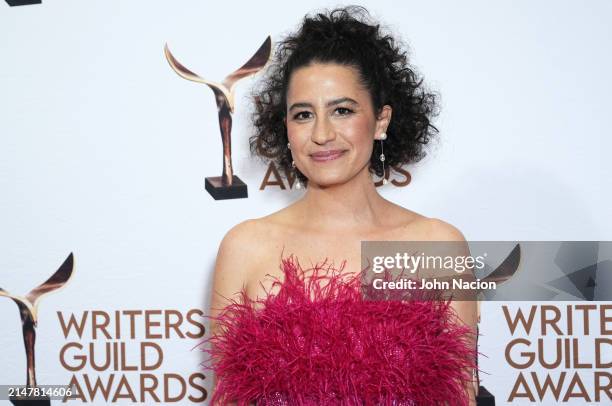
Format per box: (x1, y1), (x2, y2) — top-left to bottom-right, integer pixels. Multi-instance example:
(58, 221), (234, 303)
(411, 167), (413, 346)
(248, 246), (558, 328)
(310, 116), (336, 145)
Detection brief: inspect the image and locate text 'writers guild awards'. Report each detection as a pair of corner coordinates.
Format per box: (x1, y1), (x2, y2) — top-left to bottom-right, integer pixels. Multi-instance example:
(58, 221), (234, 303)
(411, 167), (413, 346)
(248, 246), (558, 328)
(164, 37), (272, 200)
(1, 253), (75, 405)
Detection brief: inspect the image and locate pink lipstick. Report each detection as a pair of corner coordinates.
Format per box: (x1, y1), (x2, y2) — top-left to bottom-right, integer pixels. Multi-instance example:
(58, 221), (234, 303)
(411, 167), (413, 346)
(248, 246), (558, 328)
(310, 149), (347, 162)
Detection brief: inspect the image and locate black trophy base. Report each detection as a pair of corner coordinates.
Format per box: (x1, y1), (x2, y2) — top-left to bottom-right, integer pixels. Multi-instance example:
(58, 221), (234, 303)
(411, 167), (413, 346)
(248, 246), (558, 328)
(205, 175), (248, 200)
(10, 395), (50, 406)
(6, 0), (42, 6)
(476, 386), (495, 406)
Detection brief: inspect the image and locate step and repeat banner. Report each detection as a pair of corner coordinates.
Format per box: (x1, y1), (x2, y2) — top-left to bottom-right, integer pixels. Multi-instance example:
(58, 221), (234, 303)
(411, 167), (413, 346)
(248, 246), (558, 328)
(1, 1), (610, 405)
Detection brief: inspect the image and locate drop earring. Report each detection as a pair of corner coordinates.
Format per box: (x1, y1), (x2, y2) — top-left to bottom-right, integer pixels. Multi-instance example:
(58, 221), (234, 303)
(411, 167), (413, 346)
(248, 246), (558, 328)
(288, 142), (302, 190)
(293, 160), (302, 190)
(379, 132), (388, 185)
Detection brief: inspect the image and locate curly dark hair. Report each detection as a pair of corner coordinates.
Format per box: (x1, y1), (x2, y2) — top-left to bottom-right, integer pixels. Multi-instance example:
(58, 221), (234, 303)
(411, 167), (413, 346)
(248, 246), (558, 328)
(249, 5), (439, 186)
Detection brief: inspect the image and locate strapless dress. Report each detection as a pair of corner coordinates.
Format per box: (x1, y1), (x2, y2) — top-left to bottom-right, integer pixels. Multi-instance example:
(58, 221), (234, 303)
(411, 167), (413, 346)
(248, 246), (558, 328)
(200, 254), (478, 406)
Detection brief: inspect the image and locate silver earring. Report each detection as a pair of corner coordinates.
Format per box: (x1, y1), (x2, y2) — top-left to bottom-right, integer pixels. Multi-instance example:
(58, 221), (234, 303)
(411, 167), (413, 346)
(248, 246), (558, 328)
(290, 159), (302, 189)
(379, 132), (388, 185)
(293, 163), (302, 190)
(288, 142), (302, 189)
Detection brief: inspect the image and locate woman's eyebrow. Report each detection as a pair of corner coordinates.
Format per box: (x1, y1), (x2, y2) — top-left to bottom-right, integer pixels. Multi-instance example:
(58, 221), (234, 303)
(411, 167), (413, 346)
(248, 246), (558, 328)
(288, 97), (359, 112)
(327, 97), (358, 107)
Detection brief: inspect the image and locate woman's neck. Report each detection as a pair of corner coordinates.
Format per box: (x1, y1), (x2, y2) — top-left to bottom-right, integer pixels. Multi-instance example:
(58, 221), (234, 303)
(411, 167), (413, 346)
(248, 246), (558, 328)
(295, 168), (389, 232)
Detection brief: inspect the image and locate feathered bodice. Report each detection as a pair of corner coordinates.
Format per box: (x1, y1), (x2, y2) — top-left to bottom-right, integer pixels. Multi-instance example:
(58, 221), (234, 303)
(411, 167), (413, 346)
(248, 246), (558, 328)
(200, 255), (477, 406)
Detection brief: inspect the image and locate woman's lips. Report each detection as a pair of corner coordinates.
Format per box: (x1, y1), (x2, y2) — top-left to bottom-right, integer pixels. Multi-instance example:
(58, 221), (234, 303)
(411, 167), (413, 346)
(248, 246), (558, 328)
(309, 150), (347, 162)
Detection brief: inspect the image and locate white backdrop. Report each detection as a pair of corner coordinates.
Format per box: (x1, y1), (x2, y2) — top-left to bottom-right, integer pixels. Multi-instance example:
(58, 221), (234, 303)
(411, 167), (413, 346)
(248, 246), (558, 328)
(1, 1), (610, 405)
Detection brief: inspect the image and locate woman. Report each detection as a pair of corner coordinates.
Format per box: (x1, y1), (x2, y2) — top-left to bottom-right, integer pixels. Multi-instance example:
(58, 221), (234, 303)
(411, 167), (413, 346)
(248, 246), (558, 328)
(207, 6), (478, 405)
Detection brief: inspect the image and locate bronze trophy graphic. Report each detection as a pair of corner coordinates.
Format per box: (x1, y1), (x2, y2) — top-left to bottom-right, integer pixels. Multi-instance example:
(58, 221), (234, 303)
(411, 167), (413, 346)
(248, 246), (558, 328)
(1, 253), (74, 405)
(164, 36), (272, 200)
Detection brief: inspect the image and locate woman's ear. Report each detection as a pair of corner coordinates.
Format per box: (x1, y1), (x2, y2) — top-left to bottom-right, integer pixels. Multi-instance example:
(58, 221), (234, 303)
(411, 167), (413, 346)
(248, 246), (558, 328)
(375, 105), (392, 138)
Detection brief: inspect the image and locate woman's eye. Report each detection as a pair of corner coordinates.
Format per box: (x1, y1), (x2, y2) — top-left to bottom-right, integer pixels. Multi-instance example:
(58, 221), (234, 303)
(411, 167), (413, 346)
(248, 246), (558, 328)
(335, 107), (353, 116)
(293, 111), (312, 120)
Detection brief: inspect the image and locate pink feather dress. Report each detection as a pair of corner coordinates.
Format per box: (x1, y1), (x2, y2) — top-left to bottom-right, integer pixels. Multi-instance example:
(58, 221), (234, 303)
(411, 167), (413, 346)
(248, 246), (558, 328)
(200, 255), (477, 406)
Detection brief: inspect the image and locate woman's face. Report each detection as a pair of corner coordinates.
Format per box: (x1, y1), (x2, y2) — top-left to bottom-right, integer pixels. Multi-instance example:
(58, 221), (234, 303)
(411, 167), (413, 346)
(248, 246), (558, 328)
(285, 62), (391, 187)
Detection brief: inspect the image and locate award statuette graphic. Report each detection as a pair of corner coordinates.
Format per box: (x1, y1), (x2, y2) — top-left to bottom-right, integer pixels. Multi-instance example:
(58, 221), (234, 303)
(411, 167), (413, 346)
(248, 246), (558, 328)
(1, 253), (74, 406)
(164, 36), (272, 200)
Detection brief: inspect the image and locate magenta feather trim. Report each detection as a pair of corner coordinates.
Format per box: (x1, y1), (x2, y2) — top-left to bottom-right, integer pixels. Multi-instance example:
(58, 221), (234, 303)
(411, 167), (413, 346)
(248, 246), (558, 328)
(199, 255), (477, 406)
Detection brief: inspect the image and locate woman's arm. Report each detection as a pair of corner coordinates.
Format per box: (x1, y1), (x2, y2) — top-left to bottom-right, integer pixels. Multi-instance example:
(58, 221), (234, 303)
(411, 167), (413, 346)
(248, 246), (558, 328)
(208, 220), (257, 406)
(425, 219), (478, 406)
(449, 294), (478, 406)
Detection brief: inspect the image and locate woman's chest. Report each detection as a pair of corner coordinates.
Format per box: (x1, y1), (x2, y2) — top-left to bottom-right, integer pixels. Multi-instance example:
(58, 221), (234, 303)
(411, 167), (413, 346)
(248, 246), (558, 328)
(244, 236), (365, 302)
(243, 221), (422, 301)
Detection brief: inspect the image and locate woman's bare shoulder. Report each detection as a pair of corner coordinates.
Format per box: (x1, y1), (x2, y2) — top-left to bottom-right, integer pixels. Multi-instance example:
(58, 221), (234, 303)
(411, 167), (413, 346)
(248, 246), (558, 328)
(212, 219), (273, 304)
(216, 212), (289, 266)
(410, 217), (466, 241)
(217, 218), (274, 259)
(390, 203), (466, 242)
(221, 217), (268, 242)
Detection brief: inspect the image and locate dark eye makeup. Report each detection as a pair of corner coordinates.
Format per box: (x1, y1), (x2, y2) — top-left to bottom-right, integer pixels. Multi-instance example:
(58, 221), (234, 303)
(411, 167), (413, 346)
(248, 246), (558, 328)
(292, 107), (354, 121)
(293, 111), (312, 120)
(335, 107), (354, 116)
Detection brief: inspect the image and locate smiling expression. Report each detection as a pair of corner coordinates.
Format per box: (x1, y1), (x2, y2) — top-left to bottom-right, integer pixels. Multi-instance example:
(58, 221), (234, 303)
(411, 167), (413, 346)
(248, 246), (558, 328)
(285, 62), (391, 187)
